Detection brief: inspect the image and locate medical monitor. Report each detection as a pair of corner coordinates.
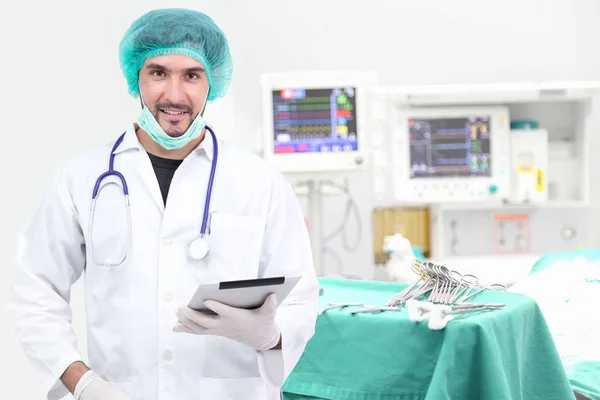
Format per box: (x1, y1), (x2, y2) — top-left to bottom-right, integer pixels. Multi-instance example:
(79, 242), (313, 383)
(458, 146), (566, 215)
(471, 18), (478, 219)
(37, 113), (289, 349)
(392, 106), (511, 202)
(261, 71), (371, 174)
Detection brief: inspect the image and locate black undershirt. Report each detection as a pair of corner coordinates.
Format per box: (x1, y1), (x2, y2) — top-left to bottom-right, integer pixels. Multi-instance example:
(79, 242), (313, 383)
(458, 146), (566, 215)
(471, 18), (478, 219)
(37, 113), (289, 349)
(147, 153), (184, 205)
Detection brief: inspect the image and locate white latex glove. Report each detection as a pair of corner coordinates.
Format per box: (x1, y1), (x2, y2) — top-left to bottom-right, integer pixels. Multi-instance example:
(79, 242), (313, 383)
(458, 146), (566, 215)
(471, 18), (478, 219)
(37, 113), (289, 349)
(173, 293), (281, 351)
(73, 370), (133, 400)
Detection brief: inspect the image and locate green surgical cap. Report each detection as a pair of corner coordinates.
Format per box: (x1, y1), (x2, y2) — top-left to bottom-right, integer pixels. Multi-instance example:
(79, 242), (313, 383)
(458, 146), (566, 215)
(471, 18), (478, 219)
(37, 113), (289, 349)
(119, 8), (233, 101)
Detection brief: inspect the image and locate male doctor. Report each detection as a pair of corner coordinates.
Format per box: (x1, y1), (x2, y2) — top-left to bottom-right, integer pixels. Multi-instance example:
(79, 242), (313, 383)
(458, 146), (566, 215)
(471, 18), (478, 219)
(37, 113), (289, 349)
(9, 8), (319, 400)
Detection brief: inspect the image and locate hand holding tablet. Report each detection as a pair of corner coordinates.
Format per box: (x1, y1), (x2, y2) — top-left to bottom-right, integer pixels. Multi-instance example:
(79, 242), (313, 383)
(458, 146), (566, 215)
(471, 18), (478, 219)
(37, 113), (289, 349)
(187, 276), (301, 313)
(174, 276), (302, 351)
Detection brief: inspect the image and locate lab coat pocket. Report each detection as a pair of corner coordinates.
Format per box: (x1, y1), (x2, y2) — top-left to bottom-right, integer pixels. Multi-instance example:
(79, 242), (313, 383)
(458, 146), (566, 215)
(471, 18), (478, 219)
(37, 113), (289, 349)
(198, 377), (267, 400)
(204, 212), (264, 281)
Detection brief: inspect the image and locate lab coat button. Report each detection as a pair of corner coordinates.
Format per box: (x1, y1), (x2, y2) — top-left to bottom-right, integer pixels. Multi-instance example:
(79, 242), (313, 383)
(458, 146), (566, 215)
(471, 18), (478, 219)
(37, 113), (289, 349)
(162, 350), (173, 361)
(163, 239), (172, 245)
(164, 293), (173, 302)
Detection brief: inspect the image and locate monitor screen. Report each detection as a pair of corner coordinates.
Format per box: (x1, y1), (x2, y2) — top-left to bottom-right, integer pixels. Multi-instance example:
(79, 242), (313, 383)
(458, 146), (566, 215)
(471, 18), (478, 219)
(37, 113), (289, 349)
(409, 116), (491, 178)
(272, 87), (358, 154)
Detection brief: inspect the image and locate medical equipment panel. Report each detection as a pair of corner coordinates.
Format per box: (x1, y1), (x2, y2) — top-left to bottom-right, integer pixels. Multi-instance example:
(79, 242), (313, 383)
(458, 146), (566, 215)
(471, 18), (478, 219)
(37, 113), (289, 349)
(369, 83), (600, 275)
(509, 129), (549, 203)
(260, 71), (373, 174)
(429, 204), (591, 259)
(392, 106), (511, 202)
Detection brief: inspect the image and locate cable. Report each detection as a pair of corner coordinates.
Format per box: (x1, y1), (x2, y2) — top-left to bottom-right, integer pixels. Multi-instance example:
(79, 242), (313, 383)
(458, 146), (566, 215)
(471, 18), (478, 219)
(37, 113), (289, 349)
(322, 245), (344, 275)
(292, 179), (362, 252)
(340, 191), (362, 253)
(291, 179), (362, 278)
(319, 179), (361, 253)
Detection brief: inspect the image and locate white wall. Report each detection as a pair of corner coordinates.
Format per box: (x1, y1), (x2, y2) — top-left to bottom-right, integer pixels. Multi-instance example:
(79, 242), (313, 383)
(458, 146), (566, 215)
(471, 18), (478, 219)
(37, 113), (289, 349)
(1, 0), (599, 398)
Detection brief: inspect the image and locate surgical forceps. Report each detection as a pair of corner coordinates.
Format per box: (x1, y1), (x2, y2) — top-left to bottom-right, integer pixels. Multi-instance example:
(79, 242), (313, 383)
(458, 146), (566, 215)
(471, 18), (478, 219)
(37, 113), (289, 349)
(319, 302), (363, 315)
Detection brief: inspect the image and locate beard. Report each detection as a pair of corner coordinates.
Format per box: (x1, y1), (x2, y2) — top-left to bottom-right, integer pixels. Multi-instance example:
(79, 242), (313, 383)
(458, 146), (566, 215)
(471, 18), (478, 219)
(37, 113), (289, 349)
(153, 102), (195, 137)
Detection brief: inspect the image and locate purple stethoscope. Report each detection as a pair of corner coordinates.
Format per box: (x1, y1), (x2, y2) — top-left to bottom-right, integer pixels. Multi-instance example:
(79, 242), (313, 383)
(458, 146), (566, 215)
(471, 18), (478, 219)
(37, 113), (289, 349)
(88, 126), (219, 266)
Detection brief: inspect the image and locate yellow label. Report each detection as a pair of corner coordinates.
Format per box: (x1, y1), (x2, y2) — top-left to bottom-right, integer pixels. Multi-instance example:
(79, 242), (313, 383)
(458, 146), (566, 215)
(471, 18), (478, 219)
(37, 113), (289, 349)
(536, 169), (544, 192)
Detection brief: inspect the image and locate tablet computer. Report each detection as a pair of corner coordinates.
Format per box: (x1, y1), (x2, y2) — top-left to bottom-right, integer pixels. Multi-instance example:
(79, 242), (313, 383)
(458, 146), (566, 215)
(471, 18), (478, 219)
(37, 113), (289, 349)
(188, 276), (302, 313)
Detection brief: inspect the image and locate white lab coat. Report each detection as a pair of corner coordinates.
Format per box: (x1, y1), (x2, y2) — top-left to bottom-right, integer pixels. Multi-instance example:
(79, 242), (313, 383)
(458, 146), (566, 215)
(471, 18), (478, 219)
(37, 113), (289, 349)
(9, 125), (320, 400)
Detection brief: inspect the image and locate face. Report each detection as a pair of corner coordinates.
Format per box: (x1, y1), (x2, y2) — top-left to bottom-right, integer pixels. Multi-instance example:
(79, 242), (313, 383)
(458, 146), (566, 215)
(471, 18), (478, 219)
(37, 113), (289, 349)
(138, 54), (209, 137)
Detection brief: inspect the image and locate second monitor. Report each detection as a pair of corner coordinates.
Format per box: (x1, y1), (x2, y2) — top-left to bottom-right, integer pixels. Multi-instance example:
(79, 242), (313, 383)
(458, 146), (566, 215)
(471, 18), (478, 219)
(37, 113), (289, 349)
(392, 106), (511, 203)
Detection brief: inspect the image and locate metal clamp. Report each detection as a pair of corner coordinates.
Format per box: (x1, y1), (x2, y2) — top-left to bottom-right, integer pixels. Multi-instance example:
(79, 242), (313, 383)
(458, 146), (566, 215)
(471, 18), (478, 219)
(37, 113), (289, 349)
(319, 302), (364, 315)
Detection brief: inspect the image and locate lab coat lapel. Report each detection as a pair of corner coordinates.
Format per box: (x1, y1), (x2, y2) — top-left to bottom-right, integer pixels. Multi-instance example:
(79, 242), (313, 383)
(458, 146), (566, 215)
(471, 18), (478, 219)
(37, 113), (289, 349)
(135, 150), (165, 213)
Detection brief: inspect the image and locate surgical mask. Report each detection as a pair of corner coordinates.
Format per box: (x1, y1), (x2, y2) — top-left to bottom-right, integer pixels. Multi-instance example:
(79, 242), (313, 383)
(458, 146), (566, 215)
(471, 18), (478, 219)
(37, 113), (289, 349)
(137, 90), (209, 150)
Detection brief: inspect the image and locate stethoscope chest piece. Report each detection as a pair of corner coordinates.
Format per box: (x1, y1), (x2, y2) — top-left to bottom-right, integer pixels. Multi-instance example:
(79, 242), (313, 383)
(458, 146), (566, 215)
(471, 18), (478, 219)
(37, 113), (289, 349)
(189, 237), (209, 260)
